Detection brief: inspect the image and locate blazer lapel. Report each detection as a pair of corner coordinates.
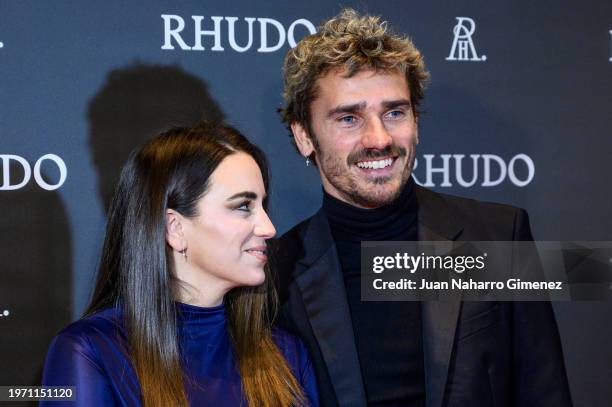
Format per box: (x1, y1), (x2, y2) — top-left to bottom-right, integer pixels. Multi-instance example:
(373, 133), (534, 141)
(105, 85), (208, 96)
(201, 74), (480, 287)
(417, 186), (463, 407)
(291, 187), (465, 407)
(294, 210), (367, 407)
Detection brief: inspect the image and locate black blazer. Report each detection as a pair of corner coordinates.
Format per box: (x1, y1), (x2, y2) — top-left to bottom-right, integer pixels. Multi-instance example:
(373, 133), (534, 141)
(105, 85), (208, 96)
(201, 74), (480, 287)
(273, 186), (572, 407)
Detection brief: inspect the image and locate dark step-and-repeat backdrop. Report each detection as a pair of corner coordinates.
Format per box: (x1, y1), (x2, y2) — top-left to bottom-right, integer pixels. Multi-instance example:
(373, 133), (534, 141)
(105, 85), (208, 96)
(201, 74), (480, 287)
(1, 1), (611, 405)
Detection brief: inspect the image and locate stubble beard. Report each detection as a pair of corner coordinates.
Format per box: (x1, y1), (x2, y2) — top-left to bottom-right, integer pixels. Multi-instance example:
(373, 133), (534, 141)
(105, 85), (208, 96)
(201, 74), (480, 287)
(317, 147), (415, 209)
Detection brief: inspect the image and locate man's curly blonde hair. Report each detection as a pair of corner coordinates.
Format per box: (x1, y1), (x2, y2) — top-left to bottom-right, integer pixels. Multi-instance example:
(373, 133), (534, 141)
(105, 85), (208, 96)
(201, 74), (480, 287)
(280, 8), (429, 130)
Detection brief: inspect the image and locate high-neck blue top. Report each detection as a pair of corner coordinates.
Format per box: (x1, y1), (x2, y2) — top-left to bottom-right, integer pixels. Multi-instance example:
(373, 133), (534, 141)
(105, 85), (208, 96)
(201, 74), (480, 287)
(41, 302), (318, 406)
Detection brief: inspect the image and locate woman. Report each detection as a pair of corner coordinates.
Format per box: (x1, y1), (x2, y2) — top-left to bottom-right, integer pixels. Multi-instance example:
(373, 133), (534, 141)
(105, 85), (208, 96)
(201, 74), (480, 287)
(41, 123), (318, 406)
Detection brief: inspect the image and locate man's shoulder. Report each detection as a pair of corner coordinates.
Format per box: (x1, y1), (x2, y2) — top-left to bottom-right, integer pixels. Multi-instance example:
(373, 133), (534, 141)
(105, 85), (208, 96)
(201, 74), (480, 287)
(419, 186), (522, 218)
(272, 186), (533, 257)
(272, 213), (319, 270)
(416, 186), (531, 241)
(277, 213), (315, 245)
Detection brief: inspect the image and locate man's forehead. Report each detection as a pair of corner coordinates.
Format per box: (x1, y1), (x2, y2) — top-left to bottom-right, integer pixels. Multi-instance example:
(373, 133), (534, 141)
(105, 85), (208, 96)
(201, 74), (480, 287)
(312, 67), (411, 106)
(323, 65), (402, 78)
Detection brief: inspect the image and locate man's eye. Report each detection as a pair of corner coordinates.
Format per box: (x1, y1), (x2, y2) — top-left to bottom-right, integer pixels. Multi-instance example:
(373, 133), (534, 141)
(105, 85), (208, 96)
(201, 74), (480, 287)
(385, 110), (405, 120)
(338, 115), (357, 125)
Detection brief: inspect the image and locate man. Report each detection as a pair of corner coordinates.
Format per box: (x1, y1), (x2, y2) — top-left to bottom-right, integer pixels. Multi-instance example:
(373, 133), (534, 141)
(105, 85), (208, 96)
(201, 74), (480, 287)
(274, 9), (572, 407)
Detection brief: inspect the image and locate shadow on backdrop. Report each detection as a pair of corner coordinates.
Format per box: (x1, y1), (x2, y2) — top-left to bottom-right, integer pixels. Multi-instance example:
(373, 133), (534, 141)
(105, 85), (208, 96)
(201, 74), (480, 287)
(88, 63), (225, 212)
(0, 162), (72, 407)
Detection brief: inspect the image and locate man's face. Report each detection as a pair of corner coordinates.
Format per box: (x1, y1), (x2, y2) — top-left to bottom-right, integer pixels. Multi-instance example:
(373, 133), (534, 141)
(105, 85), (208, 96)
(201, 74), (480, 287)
(293, 68), (418, 208)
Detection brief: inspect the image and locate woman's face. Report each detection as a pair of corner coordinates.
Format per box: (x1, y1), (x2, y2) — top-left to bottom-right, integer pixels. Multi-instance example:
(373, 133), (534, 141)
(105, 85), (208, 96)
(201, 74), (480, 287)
(179, 152), (276, 296)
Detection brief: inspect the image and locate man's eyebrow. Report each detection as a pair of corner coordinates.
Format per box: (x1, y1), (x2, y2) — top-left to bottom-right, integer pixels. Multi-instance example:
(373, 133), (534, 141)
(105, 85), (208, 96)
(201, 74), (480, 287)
(326, 100), (412, 118)
(227, 191), (258, 201)
(327, 102), (367, 118)
(382, 99), (412, 110)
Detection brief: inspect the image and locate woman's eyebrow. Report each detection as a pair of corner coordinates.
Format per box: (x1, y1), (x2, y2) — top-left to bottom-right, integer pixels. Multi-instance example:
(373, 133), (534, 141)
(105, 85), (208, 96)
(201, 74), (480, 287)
(227, 191), (258, 201)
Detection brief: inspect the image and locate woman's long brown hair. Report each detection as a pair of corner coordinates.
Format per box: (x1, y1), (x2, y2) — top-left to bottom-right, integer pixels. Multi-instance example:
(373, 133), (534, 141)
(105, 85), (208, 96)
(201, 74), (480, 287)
(85, 123), (305, 406)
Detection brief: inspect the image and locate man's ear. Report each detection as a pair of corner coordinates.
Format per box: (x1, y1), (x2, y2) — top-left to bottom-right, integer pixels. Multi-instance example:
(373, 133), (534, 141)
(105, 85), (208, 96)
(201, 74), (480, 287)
(165, 209), (186, 251)
(290, 122), (315, 158)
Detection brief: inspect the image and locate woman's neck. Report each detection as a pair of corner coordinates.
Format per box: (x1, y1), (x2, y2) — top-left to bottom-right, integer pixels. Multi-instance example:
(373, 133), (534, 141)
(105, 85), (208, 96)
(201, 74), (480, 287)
(173, 252), (230, 307)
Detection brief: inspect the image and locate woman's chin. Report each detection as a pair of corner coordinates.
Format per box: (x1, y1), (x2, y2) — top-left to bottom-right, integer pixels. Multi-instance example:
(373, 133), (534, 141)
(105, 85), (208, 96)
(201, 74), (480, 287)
(239, 269), (266, 287)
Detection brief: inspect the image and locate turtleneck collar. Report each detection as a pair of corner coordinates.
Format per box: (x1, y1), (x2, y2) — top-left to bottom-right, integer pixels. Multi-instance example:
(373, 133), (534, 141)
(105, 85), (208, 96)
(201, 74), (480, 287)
(176, 301), (226, 330)
(323, 177), (418, 242)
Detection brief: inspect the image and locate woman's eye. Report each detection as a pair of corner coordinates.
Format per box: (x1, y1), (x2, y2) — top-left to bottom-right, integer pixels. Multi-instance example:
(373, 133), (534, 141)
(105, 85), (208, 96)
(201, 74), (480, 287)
(237, 201), (251, 212)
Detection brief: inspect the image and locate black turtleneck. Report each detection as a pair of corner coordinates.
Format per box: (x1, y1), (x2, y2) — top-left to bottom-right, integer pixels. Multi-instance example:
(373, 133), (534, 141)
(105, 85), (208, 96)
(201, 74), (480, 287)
(323, 178), (425, 407)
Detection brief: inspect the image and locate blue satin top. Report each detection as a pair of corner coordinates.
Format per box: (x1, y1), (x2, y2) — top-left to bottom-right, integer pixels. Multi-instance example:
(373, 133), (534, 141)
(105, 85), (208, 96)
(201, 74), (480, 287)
(41, 302), (318, 406)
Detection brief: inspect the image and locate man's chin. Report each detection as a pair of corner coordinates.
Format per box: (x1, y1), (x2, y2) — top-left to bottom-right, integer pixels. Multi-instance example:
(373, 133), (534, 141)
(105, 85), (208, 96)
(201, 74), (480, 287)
(348, 184), (403, 208)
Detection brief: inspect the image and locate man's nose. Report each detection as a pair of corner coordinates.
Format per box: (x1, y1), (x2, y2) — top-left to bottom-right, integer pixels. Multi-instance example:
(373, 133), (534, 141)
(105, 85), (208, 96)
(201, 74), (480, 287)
(361, 117), (392, 150)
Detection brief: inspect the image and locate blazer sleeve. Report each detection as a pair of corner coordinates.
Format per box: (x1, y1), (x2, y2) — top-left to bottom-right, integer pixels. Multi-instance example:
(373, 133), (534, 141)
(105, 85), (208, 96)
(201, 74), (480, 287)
(40, 331), (116, 407)
(511, 208), (573, 406)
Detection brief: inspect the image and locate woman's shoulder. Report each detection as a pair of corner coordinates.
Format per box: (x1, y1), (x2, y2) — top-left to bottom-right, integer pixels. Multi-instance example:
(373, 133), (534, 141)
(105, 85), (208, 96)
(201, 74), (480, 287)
(50, 306), (125, 356)
(271, 326), (304, 348)
(41, 306), (138, 402)
(272, 327), (319, 405)
(271, 326), (311, 370)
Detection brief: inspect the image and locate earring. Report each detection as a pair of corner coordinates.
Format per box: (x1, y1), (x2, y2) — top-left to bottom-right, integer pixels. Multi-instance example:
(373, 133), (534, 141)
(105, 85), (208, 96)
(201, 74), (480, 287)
(305, 157), (310, 167)
(180, 248), (187, 259)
